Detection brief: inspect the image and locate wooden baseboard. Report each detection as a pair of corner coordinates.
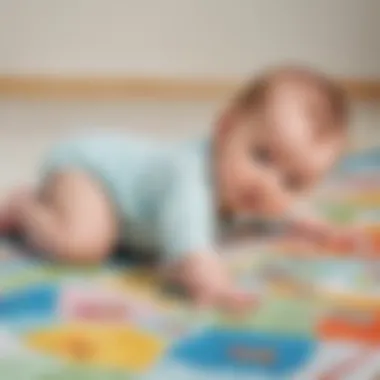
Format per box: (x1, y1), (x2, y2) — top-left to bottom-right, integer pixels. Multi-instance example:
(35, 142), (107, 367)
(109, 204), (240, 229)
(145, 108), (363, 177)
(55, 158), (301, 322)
(0, 75), (379, 101)
(340, 79), (380, 102)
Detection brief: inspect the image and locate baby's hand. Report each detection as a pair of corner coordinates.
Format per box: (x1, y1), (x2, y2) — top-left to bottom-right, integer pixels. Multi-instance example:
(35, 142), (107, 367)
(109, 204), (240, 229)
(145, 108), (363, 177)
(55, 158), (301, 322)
(163, 252), (257, 313)
(291, 219), (361, 252)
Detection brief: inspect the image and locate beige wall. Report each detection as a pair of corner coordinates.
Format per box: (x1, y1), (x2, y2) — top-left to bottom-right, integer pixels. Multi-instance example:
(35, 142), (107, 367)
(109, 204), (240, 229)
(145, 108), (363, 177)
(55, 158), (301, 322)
(0, 0), (379, 77)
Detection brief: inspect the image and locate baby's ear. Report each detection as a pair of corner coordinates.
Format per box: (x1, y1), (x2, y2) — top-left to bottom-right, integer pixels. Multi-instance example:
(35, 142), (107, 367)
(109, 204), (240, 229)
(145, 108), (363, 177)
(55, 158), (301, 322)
(215, 105), (241, 139)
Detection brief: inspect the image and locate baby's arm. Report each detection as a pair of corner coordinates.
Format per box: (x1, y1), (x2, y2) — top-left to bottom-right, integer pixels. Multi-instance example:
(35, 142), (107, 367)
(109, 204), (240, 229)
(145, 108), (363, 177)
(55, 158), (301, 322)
(157, 160), (256, 312)
(162, 251), (256, 311)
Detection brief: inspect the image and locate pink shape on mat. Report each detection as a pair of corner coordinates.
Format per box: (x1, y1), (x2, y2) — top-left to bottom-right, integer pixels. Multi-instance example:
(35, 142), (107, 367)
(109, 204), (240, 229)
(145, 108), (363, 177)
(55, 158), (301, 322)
(59, 284), (154, 323)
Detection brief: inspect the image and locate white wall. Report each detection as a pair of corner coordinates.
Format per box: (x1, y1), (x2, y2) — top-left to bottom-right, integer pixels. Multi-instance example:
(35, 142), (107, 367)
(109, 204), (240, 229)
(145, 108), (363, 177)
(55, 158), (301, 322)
(0, 0), (379, 77)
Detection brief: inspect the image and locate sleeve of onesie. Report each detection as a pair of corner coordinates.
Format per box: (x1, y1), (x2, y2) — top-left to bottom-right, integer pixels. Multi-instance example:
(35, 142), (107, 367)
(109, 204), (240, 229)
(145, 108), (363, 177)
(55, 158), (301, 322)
(157, 155), (217, 265)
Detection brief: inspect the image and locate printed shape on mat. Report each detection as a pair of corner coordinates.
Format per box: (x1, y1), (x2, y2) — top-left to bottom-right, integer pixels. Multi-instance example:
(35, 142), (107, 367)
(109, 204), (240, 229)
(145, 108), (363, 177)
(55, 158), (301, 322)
(0, 283), (59, 321)
(25, 323), (166, 373)
(247, 295), (321, 337)
(169, 327), (316, 378)
(59, 284), (155, 324)
(318, 308), (380, 344)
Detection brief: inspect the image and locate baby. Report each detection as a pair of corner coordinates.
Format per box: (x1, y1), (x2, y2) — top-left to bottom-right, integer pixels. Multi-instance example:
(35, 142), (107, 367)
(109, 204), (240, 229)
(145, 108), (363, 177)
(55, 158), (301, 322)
(0, 66), (350, 311)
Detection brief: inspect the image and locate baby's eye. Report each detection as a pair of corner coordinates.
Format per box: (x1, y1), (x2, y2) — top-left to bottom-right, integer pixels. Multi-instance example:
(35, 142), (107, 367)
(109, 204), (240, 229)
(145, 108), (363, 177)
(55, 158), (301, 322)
(252, 146), (272, 165)
(284, 174), (303, 191)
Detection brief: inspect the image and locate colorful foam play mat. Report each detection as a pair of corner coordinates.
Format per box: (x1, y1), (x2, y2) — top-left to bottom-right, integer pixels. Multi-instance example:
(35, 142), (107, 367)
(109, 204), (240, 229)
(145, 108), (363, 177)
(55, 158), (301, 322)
(1, 147), (380, 380)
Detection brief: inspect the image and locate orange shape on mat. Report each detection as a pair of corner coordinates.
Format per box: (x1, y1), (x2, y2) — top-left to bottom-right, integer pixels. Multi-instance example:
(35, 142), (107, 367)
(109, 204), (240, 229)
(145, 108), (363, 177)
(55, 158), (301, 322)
(318, 310), (380, 344)
(365, 226), (380, 256)
(325, 236), (356, 256)
(349, 192), (380, 207)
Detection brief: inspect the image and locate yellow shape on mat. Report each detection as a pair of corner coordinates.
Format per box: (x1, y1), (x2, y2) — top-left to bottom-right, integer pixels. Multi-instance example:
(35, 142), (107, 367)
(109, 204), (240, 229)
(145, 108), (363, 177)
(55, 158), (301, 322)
(319, 291), (380, 311)
(26, 323), (165, 372)
(349, 192), (380, 207)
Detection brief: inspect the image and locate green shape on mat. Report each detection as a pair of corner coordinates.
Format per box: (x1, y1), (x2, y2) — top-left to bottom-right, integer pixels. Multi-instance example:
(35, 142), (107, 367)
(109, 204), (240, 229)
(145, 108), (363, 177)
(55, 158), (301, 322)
(216, 313), (255, 328)
(0, 355), (62, 380)
(39, 365), (131, 380)
(0, 269), (56, 292)
(40, 263), (111, 277)
(0, 358), (131, 380)
(0, 263), (114, 293)
(319, 203), (358, 224)
(248, 295), (321, 336)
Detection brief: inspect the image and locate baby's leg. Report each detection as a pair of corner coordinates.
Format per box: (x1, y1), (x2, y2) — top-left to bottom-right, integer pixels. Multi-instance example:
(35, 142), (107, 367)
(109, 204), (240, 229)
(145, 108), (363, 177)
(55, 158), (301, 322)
(0, 171), (118, 264)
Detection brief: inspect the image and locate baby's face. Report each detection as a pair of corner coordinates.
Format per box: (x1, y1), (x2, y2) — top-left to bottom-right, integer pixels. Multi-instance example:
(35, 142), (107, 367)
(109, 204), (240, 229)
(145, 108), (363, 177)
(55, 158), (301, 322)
(216, 81), (345, 217)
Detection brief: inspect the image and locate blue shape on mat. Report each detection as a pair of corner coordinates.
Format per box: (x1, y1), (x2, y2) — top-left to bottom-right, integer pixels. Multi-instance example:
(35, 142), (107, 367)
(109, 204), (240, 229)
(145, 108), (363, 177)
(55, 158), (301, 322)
(0, 283), (59, 320)
(169, 328), (315, 377)
(334, 147), (380, 175)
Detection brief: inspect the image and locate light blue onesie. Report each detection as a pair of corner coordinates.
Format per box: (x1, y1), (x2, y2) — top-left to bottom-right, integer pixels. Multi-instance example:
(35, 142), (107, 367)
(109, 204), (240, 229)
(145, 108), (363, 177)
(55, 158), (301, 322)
(42, 133), (218, 264)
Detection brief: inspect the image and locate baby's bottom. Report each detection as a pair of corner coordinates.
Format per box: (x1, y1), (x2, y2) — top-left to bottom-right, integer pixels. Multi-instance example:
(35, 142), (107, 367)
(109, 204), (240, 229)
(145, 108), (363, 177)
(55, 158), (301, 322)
(0, 171), (118, 264)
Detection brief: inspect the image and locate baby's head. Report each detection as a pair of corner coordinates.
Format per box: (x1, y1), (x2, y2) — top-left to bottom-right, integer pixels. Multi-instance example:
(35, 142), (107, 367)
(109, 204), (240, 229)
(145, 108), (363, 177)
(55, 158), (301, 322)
(215, 66), (348, 217)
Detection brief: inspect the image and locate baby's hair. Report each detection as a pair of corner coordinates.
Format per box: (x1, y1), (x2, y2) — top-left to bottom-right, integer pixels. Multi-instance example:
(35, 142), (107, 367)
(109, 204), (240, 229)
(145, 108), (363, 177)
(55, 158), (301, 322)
(232, 66), (349, 130)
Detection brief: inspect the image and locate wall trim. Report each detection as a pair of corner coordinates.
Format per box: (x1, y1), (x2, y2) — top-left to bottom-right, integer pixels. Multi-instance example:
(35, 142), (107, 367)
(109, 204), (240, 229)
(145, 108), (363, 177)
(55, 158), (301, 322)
(0, 75), (379, 101)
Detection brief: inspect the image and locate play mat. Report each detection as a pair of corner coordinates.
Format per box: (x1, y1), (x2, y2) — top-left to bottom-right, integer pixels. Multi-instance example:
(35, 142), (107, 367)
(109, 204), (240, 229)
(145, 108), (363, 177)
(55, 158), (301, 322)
(1, 148), (380, 380)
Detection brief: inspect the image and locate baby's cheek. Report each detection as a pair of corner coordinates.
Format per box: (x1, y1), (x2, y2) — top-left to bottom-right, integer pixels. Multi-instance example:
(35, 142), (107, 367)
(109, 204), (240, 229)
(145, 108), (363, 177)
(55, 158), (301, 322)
(229, 156), (249, 182)
(267, 190), (293, 216)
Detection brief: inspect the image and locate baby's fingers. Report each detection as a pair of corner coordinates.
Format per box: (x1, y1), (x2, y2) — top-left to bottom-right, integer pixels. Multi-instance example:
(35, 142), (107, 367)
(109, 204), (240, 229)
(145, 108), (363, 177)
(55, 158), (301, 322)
(184, 272), (222, 309)
(218, 287), (259, 314)
(191, 287), (216, 309)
